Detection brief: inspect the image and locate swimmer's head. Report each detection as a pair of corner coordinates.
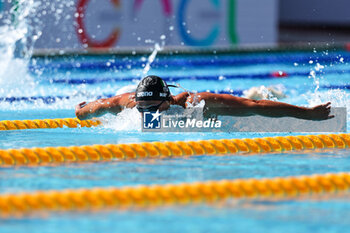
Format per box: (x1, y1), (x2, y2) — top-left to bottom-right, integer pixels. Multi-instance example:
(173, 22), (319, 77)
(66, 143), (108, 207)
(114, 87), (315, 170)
(136, 75), (171, 101)
(135, 75), (173, 112)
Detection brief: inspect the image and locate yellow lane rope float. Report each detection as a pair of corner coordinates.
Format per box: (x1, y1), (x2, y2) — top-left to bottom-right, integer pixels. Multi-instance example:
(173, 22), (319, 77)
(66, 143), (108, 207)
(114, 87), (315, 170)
(0, 133), (349, 166)
(0, 118), (101, 130)
(1, 172), (349, 217)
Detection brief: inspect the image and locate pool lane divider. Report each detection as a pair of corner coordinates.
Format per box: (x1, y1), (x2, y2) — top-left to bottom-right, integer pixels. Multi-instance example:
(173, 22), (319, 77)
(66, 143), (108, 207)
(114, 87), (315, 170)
(0, 134), (349, 166)
(0, 172), (349, 217)
(0, 91), (242, 104)
(1, 83), (349, 104)
(29, 50), (350, 71)
(37, 69), (350, 85)
(0, 118), (101, 130)
(45, 70), (338, 85)
(0, 90), (244, 104)
(49, 72), (291, 84)
(0, 94), (115, 104)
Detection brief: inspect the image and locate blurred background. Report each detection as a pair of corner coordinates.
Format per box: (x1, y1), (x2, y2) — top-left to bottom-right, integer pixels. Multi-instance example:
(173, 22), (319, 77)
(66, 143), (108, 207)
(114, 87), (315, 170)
(1, 0), (349, 51)
(1, 2), (350, 232)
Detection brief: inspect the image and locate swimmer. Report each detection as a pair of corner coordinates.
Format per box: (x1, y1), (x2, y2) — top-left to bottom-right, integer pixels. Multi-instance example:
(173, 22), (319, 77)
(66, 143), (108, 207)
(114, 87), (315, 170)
(243, 85), (287, 100)
(75, 75), (333, 121)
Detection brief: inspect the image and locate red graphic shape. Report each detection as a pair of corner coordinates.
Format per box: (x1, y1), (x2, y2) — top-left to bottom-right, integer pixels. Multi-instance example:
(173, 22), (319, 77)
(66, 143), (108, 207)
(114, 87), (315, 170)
(271, 71), (288, 78)
(134, 0), (172, 16)
(76, 0), (120, 48)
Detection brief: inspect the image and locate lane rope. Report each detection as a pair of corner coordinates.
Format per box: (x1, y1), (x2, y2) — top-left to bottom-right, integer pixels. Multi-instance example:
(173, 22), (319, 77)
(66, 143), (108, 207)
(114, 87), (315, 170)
(0, 95), (115, 104)
(0, 118), (101, 131)
(31, 43), (348, 58)
(29, 51), (349, 72)
(1, 83), (349, 104)
(0, 133), (349, 166)
(0, 172), (349, 217)
(45, 70), (349, 85)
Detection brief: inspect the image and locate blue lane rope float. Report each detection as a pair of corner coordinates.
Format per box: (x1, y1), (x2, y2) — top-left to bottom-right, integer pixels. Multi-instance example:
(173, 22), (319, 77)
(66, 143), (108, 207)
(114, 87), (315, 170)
(50, 73), (291, 84)
(0, 95), (115, 104)
(29, 51), (350, 72)
(49, 74), (278, 85)
(1, 84), (349, 104)
(322, 84), (350, 90)
(42, 69), (350, 85)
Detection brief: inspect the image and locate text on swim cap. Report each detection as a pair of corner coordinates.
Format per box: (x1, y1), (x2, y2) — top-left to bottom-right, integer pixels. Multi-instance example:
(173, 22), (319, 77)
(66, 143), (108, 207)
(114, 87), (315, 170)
(159, 93), (167, 97)
(137, 91), (153, 97)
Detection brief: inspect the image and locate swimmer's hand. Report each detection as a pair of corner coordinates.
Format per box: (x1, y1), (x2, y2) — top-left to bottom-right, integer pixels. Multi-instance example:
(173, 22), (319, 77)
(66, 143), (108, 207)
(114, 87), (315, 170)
(75, 102), (88, 120)
(75, 96), (123, 120)
(76, 101), (87, 110)
(307, 102), (334, 120)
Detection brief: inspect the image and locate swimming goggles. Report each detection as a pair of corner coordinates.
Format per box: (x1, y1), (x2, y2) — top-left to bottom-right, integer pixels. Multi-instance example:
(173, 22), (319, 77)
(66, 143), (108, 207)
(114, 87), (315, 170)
(136, 101), (164, 113)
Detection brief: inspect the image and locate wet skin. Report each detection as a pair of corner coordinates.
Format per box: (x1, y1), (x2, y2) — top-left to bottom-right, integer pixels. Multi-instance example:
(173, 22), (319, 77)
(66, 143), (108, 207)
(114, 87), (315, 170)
(75, 92), (333, 121)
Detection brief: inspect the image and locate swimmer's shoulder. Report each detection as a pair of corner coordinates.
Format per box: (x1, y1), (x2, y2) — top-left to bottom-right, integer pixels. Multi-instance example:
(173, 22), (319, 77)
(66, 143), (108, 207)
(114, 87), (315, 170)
(172, 92), (213, 107)
(172, 92), (190, 108)
(112, 92), (136, 108)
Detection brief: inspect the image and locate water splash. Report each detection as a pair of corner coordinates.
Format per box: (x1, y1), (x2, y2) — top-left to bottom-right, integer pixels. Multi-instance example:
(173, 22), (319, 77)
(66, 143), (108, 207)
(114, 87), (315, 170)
(307, 62), (323, 93)
(0, 0), (40, 93)
(305, 89), (350, 131)
(101, 107), (142, 132)
(115, 84), (137, 95)
(306, 89), (349, 108)
(243, 85), (286, 100)
(142, 43), (163, 76)
(168, 83), (202, 107)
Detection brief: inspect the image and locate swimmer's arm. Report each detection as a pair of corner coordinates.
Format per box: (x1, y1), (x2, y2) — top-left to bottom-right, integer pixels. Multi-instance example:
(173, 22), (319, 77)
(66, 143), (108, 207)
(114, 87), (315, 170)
(198, 93), (333, 120)
(75, 96), (123, 120)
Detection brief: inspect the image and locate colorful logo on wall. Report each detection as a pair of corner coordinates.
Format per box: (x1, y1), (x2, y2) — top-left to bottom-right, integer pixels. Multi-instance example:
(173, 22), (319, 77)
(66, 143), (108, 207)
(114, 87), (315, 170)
(178, 0), (237, 46)
(75, 0), (238, 48)
(133, 0), (172, 16)
(178, 0), (219, 46)
(76, 0), (121, 48)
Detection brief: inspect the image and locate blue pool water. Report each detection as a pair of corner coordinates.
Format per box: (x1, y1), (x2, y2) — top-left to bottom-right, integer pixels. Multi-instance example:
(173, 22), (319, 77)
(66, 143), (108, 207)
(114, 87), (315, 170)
(1, 50), (350, 232)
